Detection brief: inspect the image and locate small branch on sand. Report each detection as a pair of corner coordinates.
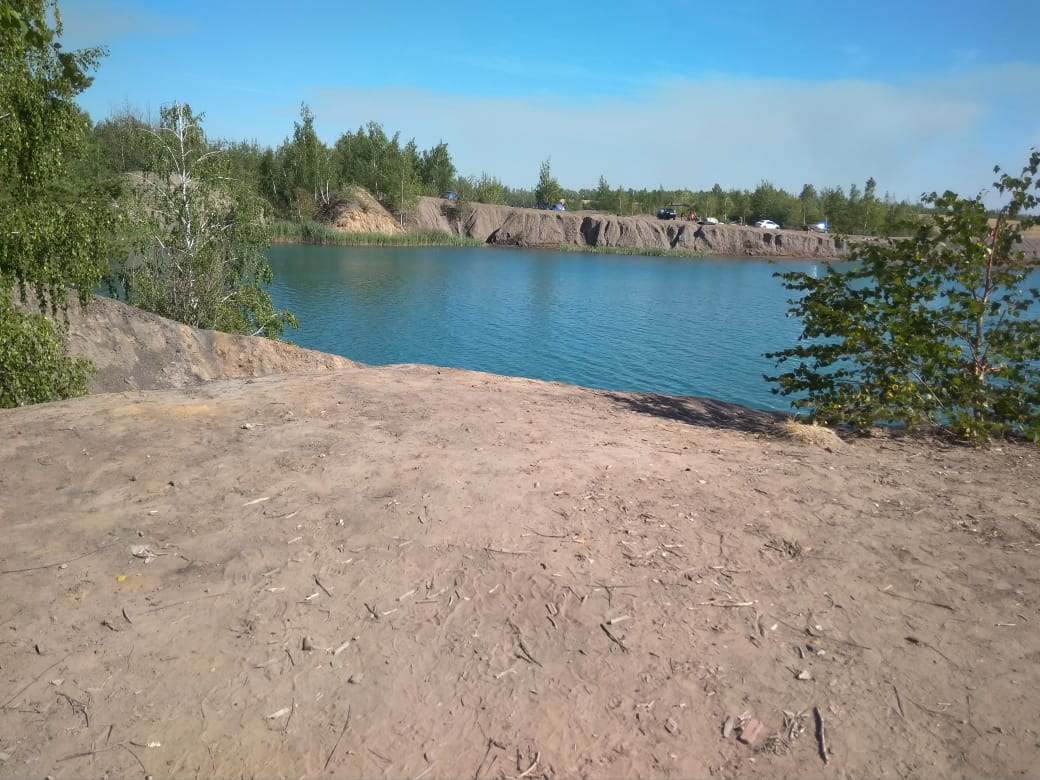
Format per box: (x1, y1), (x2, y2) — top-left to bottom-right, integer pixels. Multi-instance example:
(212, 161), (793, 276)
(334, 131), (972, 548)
(485, 547), (530, 557)
(880, 586), (955, 612)
(0, 542), (115, 576)
(314, 575), (333, 598)
(524, 527), (568, 539)
(324, 705), (351, 770)
(600, 622), (629, 653)
(813, 705), (829, 765)
(508, 620), (542, 667)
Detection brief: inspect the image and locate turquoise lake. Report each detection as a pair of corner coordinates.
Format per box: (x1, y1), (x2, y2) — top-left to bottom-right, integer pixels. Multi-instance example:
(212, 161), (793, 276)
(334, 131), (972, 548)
(265, 245), (821, 411)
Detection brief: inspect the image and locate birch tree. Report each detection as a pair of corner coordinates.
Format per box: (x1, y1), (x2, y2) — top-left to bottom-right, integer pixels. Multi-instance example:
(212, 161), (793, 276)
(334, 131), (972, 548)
(1, 0), (111, 405)
(121, 102), (296, 337)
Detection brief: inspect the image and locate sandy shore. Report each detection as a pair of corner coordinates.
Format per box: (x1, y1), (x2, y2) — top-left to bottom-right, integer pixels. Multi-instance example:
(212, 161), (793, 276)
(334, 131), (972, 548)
(1, 357), (1038, 779)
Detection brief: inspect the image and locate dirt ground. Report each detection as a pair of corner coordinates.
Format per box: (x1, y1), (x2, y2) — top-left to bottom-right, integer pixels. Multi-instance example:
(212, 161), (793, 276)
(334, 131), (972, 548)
(2, 354), (1039, 780)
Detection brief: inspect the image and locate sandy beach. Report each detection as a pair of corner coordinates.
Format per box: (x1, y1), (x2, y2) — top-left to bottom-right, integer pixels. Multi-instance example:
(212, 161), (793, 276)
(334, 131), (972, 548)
(2, 327), (1038, 778)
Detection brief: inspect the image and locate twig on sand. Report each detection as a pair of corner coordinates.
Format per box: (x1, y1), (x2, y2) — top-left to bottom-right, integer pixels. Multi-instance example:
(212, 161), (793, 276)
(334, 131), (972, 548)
(515, 751), (541, 779)
(364, 603), (380, 620)
(594, 582), (635, 607)
(508, 621), (542, 667)
(56, 691), (90, 727)
(484, 546), (530, 557)
(324, 705), (351, 770)
(120, 743), (148, 776)
(1, 653), (71, 709)
(880, 586), (955, 612)
(524, 527), (569, 539)
(475, 738), (506, 780)
(813, 706), (829, 765)
(314, 575), (333, 598)
(600, 622), (629, 653)
(772, 616), (872, 651)
(0, 542), (116, 576)
(283, 698), (295, 735)
(905, 635), (955, 665)
(141, 591), (228, 615)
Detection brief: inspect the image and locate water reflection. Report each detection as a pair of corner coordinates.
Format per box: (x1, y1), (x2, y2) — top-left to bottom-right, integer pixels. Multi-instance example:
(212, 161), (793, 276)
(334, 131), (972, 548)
(265, 245), (816, 410)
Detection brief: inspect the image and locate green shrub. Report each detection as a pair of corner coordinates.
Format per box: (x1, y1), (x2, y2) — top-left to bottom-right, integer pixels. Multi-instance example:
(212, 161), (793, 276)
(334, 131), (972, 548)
(0, 297), (93, 407)
(766, 151), (1040, 442)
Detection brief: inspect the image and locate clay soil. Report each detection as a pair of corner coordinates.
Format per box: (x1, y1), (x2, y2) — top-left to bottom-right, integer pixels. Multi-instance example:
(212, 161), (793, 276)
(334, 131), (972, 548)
(2, 354), (1039, 780)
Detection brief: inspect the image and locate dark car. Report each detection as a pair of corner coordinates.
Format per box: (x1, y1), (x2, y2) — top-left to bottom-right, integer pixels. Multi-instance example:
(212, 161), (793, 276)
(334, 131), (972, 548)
(657, 207), (677, 220)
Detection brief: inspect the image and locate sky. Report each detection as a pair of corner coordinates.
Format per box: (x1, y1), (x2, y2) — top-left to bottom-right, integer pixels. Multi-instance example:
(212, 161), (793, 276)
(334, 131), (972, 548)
(59, 0), (1040, 206)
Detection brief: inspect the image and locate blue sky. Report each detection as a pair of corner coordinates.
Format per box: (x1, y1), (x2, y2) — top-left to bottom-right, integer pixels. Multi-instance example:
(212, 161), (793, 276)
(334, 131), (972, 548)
(60, 0), (1040, 205)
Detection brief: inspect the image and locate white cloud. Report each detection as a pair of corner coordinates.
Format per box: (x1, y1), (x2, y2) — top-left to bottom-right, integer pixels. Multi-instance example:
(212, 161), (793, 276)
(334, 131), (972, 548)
(312, 65), (1040, 204)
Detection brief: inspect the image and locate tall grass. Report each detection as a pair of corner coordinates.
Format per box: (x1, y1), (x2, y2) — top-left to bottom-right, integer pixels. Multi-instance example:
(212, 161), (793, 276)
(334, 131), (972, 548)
(270, 220), (484, 248)
(553, 243), (711, 259)
(270, 220), (711, 258)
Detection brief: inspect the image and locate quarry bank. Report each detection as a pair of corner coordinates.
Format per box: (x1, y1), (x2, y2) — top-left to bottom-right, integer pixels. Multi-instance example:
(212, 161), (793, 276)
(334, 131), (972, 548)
(308, 193), (1040, 260)
(413, 197), (850, 257)
(311, 191), (852, 258)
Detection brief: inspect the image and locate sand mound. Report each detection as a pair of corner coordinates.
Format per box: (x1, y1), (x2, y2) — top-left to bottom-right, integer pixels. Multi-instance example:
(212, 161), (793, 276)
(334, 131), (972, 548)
(316, 186), (403, 234)
(775, 418), (847, 450)
(52, 294), (356, 393)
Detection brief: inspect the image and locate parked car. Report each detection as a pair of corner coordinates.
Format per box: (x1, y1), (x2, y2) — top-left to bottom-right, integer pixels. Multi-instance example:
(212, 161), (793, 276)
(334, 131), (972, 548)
(697, 217), (719, 225)
(657, 207), (677, 220)
(806, 220), (828, 233)
(754, 219), (780, 230)
(441, 191), (458, 201)
(552, 202), (566, 211)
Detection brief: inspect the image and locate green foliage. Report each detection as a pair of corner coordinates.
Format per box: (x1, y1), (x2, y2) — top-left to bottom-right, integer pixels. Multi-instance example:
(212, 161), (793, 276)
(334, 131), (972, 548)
(766, 151), (1040, 442)
(78, 108), (154, 183)
(333, 121), (423, 215)
(534, 158), (562, 207)
(271, 221), (483, 247)
(118, 102), (297, 338)
(590, 175), (614, 211)
(420, 142), (455, 196)
(455, 172), (507, 205)
(1, 0), (112, 407)
(0, 295), (93, 406)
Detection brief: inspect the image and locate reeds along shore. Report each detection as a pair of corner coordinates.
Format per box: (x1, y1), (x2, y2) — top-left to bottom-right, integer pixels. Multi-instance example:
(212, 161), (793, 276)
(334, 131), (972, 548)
(270, 220), (484, 247)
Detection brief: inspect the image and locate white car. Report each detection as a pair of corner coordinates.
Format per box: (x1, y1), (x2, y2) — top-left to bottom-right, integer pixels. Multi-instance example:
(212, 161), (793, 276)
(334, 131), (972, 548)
(755, 219), (780, 230)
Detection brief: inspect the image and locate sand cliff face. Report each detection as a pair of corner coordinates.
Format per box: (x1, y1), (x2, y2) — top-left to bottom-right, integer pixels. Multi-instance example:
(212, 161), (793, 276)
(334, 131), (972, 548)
(316, 187), (404, 234)
(55, 295), (355, 394)
(412, 197), (851, 258)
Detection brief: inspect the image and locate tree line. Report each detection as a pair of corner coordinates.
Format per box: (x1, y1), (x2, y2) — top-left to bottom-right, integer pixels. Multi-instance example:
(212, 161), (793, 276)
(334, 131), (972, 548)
(82, 103), (919, 237)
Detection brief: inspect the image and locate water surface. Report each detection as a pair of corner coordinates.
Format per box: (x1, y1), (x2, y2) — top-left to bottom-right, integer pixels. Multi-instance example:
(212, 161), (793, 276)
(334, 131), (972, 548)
(265, 245), (820, 411)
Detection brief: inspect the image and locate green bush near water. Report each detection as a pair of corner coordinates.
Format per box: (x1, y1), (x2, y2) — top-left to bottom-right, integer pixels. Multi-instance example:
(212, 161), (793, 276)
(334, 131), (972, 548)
(767, 151), (1040, 443)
